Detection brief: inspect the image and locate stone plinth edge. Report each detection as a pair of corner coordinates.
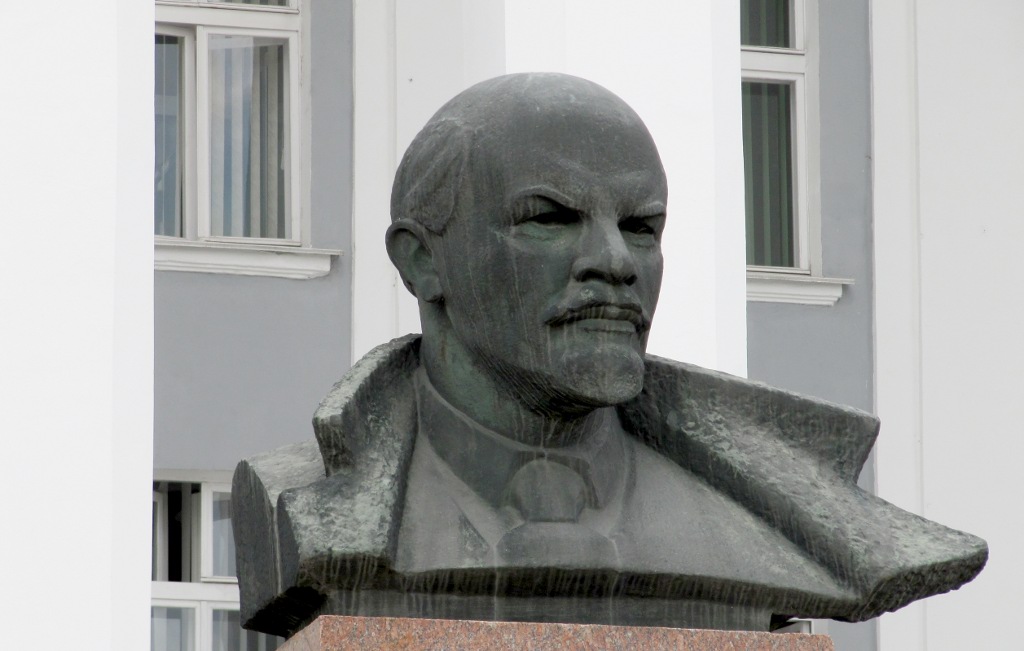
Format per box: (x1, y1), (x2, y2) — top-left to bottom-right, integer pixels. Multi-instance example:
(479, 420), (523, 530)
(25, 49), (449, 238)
(279, 615), (834, 650)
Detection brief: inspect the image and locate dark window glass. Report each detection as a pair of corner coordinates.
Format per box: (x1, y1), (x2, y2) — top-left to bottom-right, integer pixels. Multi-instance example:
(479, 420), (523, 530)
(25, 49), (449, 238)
(742, 81), (795, 267)
(155, 35), (182, 237)
(741, 0), (791, 48)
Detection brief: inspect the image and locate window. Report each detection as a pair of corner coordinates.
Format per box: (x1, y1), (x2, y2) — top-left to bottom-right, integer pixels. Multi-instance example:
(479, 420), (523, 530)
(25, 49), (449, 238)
(741, 0), (849, 305)
(155, 0), (336, 279)
(152, 478), (281, 651)
(202, 485), (237, 582)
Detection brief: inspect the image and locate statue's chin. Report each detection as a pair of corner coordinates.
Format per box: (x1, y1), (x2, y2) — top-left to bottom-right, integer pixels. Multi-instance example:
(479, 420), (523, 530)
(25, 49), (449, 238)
(552, 347), (646, 410)
(476, 342), (646, 417)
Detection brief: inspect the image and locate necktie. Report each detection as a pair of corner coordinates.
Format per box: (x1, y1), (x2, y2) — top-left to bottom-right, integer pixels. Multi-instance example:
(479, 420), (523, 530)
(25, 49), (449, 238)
(497, 459), (618, 567)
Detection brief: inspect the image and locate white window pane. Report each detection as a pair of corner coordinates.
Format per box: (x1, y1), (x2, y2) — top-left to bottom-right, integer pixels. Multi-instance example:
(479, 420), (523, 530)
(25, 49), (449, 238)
(212, 490), (237, 577)
(155, 34), (182, 237)
(213, 610), (281, 651)
(208, 35), (290, 239)
(248, 630), (282, 651)
(212, 610), (241, 651)
(151, 607), (196, 651)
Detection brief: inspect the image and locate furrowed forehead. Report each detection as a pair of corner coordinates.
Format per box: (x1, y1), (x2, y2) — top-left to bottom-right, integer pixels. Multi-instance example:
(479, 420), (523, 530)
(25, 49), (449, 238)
(477, 106), (667, 202)
(393, 73), (665, 230)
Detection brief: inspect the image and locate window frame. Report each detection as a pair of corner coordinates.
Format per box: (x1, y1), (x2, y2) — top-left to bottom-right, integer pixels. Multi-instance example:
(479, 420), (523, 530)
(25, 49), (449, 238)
(155, 0), (338, 279)
(152, 472), (282, 650)
(199, 482), (237, 582)
(155, 24), (196, 240)
(741, 0), (851, 305)
(196, 26), (301, 246)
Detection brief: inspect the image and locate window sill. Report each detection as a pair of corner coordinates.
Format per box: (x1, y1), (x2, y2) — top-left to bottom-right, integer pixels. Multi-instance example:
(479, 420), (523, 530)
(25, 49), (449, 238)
(155, 239), (339, 279)
(152, 580), (239, 602)
(746, 269), (853, 306)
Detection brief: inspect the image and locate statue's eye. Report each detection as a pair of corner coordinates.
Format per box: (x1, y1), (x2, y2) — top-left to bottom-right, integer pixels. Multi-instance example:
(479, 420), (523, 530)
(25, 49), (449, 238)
(620, 216), (658, 236)
(526, 207), (580, 226)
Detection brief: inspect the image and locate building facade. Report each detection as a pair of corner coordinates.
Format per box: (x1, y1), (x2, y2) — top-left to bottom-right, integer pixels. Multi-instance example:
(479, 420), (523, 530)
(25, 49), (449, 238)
(3, 1), (1019, 650)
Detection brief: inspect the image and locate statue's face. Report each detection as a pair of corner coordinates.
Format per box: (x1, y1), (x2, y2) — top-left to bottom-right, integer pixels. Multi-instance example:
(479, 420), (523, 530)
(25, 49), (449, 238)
(434, 106), (667, 414)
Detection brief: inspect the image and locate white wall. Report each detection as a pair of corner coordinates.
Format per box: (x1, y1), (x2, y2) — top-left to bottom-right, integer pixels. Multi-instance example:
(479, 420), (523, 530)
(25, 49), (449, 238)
(352, 0), (748, 376)
(873, 1), (1024, 649)
(0, 1), (153, 648)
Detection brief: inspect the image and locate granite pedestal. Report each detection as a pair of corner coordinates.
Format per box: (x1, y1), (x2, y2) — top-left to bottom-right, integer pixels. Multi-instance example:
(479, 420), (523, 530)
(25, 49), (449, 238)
(279, 616), (834, 651)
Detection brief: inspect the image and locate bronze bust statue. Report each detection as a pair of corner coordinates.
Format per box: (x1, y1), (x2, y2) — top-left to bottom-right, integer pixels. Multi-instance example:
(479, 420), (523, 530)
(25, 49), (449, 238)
(233, 73), (986, 638)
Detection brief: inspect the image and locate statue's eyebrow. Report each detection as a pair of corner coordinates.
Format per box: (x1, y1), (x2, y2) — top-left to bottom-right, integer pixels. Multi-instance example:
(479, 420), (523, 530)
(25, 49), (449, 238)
(506, 185), (578, 209)
(628, 200), (667, 217)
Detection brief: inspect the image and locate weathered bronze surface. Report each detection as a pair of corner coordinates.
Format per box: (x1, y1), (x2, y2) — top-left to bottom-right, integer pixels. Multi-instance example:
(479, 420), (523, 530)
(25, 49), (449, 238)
(233, 73), (987, 638)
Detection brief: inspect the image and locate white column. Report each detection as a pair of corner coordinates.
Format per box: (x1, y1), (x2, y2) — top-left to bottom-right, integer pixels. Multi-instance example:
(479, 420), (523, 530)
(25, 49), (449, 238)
(873, 1), (1024, 649)
(0, 1), (153, 649)
(352, 0), (508, 358)
(351, 0), (402, 358)
(708, 0), (748, 376)
(352, 0), (748, 375)
(392, 0), (507, 338)
(871, 0), (927, 648)
(503, 0), (747, 376)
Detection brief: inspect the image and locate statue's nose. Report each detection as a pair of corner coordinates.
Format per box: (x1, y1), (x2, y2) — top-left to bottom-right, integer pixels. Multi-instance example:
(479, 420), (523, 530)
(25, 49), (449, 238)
(571, 218), (638, 285)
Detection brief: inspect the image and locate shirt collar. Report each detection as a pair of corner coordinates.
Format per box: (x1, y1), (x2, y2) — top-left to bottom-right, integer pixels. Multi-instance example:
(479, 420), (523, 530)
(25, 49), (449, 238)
(414, 368), (625, 510)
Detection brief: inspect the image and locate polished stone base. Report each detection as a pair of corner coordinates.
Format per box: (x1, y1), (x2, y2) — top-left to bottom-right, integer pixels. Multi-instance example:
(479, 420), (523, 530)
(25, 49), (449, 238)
(279, 615), (834, 650)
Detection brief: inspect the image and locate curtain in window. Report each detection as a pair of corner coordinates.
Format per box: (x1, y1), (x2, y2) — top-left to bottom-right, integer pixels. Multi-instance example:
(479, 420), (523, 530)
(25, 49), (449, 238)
(742, 81), (794, 267)
(212, 610), (281, 651)
(155, 35), (182, 237)
(211, 491), (236, 577)
(209, 35), (289, 239)
(741, 0), (791, 48)
(152, 607), (196, 651)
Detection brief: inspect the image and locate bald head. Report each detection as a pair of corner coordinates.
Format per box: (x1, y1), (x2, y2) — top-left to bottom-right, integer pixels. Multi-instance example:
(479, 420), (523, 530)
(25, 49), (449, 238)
(390, 73), (664, 233)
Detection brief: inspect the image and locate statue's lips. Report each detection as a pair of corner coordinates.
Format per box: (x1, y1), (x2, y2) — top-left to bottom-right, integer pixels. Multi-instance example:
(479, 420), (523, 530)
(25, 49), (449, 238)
(545, 304), (648, 334)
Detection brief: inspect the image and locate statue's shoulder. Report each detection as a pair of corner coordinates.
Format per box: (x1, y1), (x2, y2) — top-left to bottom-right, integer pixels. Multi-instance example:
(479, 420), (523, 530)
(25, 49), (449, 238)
(232, 334), (422, 637)
(630, 354), (878, 481)
(312, 333), (422, 474)
(623, 353), (986, 622)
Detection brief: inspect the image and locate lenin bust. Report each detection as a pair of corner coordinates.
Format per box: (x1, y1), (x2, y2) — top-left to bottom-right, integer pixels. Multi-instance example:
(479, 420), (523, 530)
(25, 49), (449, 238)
(232, 73), (986, 638)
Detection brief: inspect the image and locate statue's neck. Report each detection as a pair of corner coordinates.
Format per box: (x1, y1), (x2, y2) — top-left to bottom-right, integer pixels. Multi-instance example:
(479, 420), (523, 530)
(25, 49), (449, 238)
(419, 327), (604, 448)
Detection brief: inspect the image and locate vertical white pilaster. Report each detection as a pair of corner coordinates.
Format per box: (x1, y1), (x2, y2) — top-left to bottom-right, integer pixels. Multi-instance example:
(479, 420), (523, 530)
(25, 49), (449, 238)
(0, 0), (153, 647)
(504, 0), (747, 375)
(871, 1), (927, 647)
(710, 0), (748, 376)
(351, 0), (509, 359)
(874, 1), (1024, 648)
(351, 0), (401, 359)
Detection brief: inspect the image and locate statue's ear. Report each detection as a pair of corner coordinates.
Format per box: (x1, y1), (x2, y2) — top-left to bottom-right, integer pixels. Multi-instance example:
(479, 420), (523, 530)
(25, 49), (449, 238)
(385, 219), (443, 303)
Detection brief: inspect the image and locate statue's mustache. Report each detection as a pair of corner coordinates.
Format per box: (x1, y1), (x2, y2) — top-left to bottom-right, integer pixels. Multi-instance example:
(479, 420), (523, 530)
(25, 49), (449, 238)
(544, 300), (650, 334)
